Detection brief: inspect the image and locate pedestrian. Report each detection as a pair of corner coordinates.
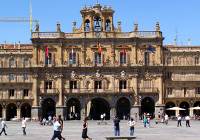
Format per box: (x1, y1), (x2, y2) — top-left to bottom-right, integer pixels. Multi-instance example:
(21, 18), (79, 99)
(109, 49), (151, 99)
(48, 115), (52, 125)
(113, 116), (120, 136)
(82, 118), (92, 140)
(53, 116), (56, 123)
(103, 113), (106, 121)
(147, 116), (150, 128)
(158, 112), (161, 118)
(22, 117), (26, 135)
(58, 115), (66, 140)
(164, 113), (168, 125)
(177, 114), (182, 127)
(0, 118), (8, 136)
(143, 116), (146, 127)
(51, 118), (62, 140)
(100, 114), (104, 121)
(42, 117), (46, 125)
(127, 117), (135, 136)
(135, 113), (137, 122)
(161, 113), (164, 123)
(185, 116), (190, 127)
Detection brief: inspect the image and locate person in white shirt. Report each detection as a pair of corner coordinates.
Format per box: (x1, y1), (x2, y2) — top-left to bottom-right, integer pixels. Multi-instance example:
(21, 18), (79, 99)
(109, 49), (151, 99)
(0, 119), (7, 136)
(22, 117), (27, 135)
(177, 114), (182, 127)
(48, 116), (52, 125)
(127, 117), (135, 136)
(164, 113), (168, 125)
(51, 118), (62, 140)
(103, 113), (106, 121)
(100, 114), (104, 121)
(185, 116), (190, 127)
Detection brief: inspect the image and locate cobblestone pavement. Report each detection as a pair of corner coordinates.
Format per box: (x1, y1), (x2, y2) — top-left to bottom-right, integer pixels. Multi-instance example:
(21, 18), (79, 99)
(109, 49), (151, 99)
(0, 119), (200, 140)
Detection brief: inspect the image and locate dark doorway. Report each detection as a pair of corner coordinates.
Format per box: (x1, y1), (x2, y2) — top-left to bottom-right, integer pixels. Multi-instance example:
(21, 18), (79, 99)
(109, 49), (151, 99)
(141, 97), (155, 118)
(89, 98), (110, 120)
(0, 105), (2, 118)
(166, 102), (175, 117)
(6, 103), (17, 121)
(179, 101), (189, 116)
(21, 103), (31, 118)
(116, 97), (130, 120)
(42, 98), (55, 119)
(194, 101), (200, 116)
(67, 98), (81, 120)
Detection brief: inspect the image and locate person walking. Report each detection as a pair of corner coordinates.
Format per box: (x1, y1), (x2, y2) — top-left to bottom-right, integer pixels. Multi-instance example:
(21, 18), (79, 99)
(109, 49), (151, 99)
(177, 114), (182, 127)
(161, 113), (164, 123)
(113, 116), (120, 136)
(143, 117), (146, 127)
(127, 117), (135, 136)
(51, 118), (62, 140)
(100, 114), (104, 121)
(185, 116), (190, 127)
(135, 113), (137, 122)
(164, 113), (168, 125)
(48, 115), (52, 125)
(82, 118), (92, 140)
(0, 119), (7, 136)
(58, 115), (66, 140)
(22, 117), (27, 135)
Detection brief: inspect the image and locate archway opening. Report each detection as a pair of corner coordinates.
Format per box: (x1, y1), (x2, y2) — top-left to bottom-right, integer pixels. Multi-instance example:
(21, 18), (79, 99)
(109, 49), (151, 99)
(6, 103), (17, 121)
(179, 101), (189, 117)
(141, 97), (155, 118)
(0, 105), (2, 118)
(116, 97), (130, 120)
(21, 103), (31, 118)
(193, 101), (200, 116)
(166, 102), (175, 117)
(42, 98), (56, 119)
(67, 98), (81, 120)
(88, 98), (110, 120)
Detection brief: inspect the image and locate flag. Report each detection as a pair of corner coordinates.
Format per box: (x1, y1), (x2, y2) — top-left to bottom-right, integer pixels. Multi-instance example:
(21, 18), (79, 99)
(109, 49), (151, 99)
(98, 42), (101, 54)
(46, 45), (48, 57)
(30, 1), (32, 32)
(148, 45), (155, 53)
(72, 48), (74, 57)
(123, 45), (126, 57)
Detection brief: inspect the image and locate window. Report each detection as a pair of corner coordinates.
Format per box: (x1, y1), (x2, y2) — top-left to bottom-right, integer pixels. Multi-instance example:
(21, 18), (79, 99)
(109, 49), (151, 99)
(45, 53), (52, 64)
(196, 87), (200, 94)
(95, 53), (101, 64)
(184, 87), (187, 95)
(119, 81), (127, 89)
(24, 74), (28, 80)
(70, 81), (77, 89)
(168, 88), (172, 95)
(167, 72), (172, 79)
(69, 53), (76, 64)
(46, 82), (52, 89)
(120, 52), (126, 64)
(144, 52), (149, 65)
(167, 57), (171, 64)
(9, 89), (14, 96)
(143, 80), (151, 88)
(10, 59), (14, 66)
(95, 81), (102, 89)
(24, 89), (29, 96)
(24, 59), (28, 66)
(10, 74), (14, 80)
(195, 57), (199, 65)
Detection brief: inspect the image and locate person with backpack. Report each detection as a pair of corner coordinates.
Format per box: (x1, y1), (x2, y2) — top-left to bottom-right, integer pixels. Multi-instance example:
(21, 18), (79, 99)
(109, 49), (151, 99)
(113, 116), (120, 136)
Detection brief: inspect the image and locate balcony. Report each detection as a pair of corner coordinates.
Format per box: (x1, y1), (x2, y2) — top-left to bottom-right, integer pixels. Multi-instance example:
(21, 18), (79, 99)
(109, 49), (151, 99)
(39, 88), (59, 95)
(32, 32), (65, 38)
(138, 87), (159, 93)
(64, 87), (134, 95)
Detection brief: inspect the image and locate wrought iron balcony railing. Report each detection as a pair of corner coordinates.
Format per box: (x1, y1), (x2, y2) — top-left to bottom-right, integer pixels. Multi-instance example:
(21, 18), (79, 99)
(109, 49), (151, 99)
(138, 87), (159, 93)
(39, 88), (59, 94)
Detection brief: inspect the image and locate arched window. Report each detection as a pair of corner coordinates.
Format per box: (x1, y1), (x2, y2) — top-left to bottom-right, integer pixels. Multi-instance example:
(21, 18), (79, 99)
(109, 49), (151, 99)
(105, 19), (111, 31)
(94, 17), (101, 31)
(85, 19), (90, 31)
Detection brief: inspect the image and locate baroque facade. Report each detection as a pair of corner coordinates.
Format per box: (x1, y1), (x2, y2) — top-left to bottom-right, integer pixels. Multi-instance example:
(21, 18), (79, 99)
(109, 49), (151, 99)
(0, 4), (200, 120)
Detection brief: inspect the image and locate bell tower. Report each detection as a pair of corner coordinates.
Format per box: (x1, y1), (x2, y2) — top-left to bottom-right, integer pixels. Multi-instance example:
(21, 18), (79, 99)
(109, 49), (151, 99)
(79, 3), (115, 32)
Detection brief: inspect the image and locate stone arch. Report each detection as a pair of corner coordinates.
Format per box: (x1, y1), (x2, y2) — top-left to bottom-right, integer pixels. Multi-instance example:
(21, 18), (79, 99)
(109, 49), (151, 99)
(193, 101), (200, 116)
(6, 103), (17, 121)
(21, 103), (31, 118)
(116, 97), (131, 120)
(86, 96), (111, 120)
(116, 96), (134, 106)
(141, 96), (155, 118)
(66, 97), (81, 120)
(42, 98), (56, 119)
(179, 101), (190, 116)
(0, 104), (2, 118)
(166, 101), (176, 117)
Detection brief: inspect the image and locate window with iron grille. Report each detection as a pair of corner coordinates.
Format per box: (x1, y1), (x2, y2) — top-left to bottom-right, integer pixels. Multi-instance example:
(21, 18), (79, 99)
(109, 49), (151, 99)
(95, 53), (101, 64)
(24, 74), (28, 80)
(168, 88), (172, 95)
(24, 89), (29, 96)
(45, 53), (52, 64)
(69, 53), (76, 64)
(119, 81), (127, 89)
(24, 59), (28, 66)
(9, 89), (14, 96)
(95, 81), (102, 89)
(10, 74), (14, 80)
(10, 59), (14, 66)
(196, 87), (200, 94)
(120, 52), (126, 64)
(70, 81), (77, 89)
(46, 82), (52, 89)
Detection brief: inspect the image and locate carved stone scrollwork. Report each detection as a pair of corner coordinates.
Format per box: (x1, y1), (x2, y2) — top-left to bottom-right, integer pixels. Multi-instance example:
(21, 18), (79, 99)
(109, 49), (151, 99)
(64, 61), (68, 65)
(85, 57), (93, 66)
(105, 56), (111, 66)
(32, 74), (38, 79)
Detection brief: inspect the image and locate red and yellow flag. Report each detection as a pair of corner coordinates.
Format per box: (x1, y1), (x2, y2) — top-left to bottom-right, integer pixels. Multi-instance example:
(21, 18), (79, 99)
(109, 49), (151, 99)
(98, 43), (101, 54)
(123, 45), (126, 57)
(46, 45), (48, 57)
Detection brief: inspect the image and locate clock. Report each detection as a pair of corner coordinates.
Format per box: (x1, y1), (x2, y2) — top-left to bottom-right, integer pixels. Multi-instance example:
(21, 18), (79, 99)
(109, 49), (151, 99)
(95, 32), (100, 37)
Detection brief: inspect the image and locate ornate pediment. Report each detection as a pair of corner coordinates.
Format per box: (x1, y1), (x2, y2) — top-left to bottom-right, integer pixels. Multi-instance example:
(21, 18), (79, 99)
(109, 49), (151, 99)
(114, 71), (135, 80)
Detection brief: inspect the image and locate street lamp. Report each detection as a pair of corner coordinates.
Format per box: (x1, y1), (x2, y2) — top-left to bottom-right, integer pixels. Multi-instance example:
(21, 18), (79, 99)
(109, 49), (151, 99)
(17, 101), (21, 108)
(2, 101), (6, 108)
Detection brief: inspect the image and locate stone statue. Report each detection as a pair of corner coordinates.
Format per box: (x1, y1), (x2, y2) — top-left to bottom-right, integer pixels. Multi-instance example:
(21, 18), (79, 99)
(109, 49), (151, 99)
(134, 22), (138, 31)
(35, 23), (39, 32)
(57, 22), (61, 32)
(156, 22), (160, 31)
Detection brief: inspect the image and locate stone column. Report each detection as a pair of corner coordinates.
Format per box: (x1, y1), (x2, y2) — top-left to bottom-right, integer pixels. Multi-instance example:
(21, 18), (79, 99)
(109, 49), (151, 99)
(17, 108), (21, 118)
(59, 45), (63, 66)
(190, 108), (194, 117)
(158, 76), (163, 105)
(130, 105), (140, 119)
(110, 106), (116, 120)
(56, 107), (66, 119)
(57, 75), (63, 106)
(2, 109), (6, 120)
(80, 98), (86, 120)
(32, 75), (38, 106)
(132, 45), (137, 65)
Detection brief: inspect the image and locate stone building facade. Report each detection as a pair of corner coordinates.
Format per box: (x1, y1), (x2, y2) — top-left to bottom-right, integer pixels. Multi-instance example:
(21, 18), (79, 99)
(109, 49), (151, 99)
(0, 4), (199, 120)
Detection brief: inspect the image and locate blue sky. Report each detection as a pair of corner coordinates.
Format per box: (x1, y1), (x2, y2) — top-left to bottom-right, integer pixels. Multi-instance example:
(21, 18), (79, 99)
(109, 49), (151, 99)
(0, 0), (199, 46)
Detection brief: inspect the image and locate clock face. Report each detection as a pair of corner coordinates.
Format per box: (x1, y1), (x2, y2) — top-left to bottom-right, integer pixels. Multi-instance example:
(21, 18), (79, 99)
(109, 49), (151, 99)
(95, 32), (100, 37)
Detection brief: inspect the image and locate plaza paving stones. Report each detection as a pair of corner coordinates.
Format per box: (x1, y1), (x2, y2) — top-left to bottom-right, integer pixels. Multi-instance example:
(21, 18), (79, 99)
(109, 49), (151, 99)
(0, 119), (200, 140)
